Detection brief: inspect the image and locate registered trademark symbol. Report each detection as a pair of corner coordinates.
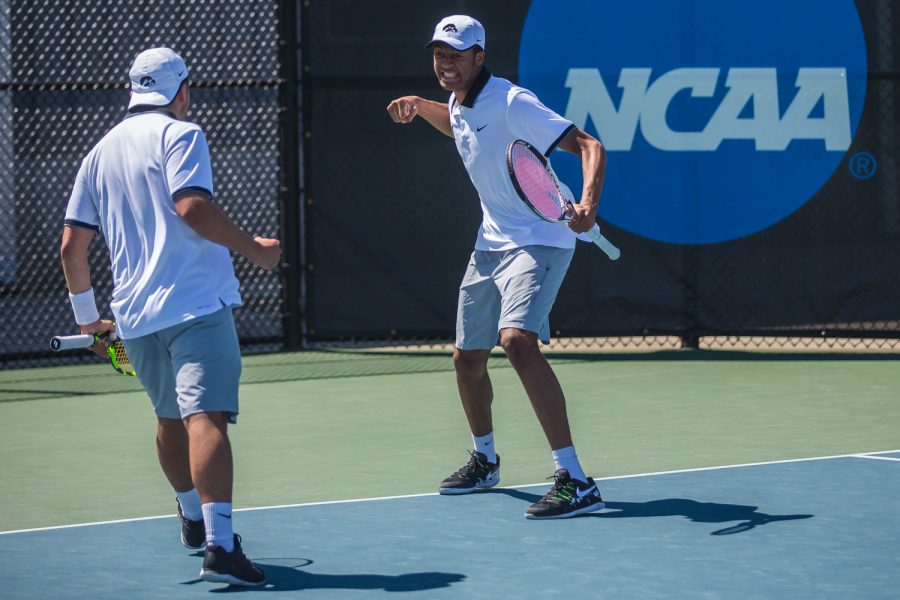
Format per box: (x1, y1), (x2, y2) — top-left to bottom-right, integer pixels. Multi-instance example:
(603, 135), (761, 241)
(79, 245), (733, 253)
(849, 152), (877, 180)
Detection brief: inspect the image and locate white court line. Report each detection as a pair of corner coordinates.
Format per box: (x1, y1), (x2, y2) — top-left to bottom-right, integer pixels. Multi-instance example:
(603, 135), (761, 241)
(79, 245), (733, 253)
(852, 454), (900, 462)
(2, 448), (898, 537)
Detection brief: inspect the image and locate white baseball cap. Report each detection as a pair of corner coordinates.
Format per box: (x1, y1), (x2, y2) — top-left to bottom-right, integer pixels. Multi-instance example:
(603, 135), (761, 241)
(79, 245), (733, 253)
(426, 15), (485, 52)
(128, 48), (189, 109)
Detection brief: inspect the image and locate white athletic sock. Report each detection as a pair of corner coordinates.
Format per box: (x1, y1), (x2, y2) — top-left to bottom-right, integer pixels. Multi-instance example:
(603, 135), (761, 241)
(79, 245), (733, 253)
(175, 488), (203, 521)
(473, 432), (497, 464)
(552, 446), (588, 483)
(202, 502), (235, 552)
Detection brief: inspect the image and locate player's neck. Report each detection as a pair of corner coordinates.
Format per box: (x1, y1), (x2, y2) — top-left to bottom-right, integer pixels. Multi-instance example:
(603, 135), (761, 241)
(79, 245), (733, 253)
(454, 65), (484, 106)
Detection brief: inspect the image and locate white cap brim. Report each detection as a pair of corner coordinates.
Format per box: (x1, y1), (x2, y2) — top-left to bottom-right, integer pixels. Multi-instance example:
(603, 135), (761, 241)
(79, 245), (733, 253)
(426, 35), (474, 51)
(128, 86), (179, 109)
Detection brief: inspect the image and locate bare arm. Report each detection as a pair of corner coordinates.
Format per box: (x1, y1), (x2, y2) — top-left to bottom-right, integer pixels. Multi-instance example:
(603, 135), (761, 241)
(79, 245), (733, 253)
(557, 128), (607, 234)
(386, 96), (453, 138)
(60, 225), (94, 296)
(174, 191), (281, 270)
(59, 225), (115, 355)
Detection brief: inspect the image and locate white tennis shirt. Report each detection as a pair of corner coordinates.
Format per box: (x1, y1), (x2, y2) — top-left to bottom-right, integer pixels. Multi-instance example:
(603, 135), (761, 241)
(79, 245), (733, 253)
(449, 68), (577, 251)
(65, 111), (241, 340)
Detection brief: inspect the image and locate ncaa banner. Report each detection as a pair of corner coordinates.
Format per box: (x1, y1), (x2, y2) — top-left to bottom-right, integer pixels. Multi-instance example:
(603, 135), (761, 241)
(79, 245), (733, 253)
(519, 0), (867, 244)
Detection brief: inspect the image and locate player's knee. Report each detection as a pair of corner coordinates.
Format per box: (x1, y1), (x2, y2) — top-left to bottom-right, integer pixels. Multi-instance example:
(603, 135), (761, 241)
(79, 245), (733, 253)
(184, 410), (230, 433)
(453, 348), (488, 376)
(156, 417), (188, 445)
(499, 329), (537, 362)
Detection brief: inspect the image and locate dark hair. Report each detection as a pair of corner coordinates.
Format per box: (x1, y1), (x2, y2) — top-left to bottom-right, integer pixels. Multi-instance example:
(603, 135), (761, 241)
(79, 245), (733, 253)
(169, 77), (189, 103)
(127, 78), (188, 114)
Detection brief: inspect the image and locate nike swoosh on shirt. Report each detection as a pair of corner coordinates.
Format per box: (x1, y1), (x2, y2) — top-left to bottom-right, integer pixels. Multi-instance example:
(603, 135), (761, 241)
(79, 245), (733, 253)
(217, 513), (232, 519)
(476, 124), (488, 132)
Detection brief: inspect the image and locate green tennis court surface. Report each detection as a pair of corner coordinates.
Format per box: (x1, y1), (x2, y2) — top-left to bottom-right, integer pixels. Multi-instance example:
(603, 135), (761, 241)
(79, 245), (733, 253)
(1, 350), (899, 597)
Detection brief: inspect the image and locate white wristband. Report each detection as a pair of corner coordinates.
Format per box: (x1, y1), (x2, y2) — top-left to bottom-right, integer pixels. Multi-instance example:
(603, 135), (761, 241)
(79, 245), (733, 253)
(69, 287), (101, 325)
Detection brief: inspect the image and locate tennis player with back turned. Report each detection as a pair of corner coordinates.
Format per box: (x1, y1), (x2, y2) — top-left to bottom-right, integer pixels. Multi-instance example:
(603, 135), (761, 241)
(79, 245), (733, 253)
(60, 48), (279, 584)
(387, 15), (608, 519)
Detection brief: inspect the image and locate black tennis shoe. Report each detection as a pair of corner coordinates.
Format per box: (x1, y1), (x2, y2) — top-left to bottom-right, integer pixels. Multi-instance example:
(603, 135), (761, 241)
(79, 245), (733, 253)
(200, 534), (267, 587)
(439, 451), (500, 495)
(525, 469), (605, 519)
(177, 502), (206, 549)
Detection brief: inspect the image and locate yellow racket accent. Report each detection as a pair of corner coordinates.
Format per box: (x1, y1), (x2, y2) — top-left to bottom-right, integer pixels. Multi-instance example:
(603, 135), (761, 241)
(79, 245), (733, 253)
(107, 339), (136, 377)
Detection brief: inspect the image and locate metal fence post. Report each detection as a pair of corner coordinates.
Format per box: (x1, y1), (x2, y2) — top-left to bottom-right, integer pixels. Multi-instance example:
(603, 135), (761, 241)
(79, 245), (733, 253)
(278, 0), (302, 349)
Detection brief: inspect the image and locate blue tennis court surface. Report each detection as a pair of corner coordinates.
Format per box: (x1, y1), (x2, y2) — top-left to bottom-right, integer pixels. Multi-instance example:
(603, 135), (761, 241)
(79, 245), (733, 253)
(2, 452), (898, 599)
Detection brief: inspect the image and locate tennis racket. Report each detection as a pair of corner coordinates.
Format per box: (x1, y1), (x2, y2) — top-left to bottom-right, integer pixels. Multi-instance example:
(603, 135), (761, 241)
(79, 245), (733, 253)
(50, 331), (136, 376)
(506, 139), (620, 260)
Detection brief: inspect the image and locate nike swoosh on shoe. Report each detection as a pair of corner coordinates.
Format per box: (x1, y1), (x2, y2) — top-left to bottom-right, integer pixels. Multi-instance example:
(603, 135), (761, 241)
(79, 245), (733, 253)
(575, 485), (598, 499)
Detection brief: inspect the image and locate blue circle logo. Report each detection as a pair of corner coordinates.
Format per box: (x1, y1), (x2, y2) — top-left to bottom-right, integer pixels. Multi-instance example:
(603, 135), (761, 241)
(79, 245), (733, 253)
(519, 0), (867, 244)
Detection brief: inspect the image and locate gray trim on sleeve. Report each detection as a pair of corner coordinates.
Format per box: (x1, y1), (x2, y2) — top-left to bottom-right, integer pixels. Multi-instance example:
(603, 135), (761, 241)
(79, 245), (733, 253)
(172, 185), (213, 200)
(545, 123), (576, 156)
(64, 218), (100, 231)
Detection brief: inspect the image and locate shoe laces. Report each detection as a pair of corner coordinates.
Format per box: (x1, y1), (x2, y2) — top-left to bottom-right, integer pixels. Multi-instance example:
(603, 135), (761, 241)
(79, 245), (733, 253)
(453, 450), (487, 477)
(230, 535), (260, 572)
(541, 470), (574, 501)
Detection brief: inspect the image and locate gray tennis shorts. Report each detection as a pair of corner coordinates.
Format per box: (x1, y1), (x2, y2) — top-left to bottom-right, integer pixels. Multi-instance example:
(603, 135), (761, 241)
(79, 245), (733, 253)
(123, 307), (242, 423)
(456, 245), (574, 350)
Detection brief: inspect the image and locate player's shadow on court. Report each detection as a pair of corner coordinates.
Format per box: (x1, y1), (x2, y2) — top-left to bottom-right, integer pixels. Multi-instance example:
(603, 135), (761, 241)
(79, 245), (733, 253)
(492, 489), (812, 535)
(200, 559), (466, 593)
(597, 499), (813, 535)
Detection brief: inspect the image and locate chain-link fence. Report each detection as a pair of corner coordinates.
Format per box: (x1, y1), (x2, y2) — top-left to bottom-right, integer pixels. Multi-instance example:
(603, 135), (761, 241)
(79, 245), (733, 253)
(2, 0), (899, 370)
(1, 0), (288, 366)
(304, 0), (900, 352)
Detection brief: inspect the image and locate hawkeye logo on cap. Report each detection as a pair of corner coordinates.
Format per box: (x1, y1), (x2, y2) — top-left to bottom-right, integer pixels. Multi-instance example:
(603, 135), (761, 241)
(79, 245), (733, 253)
(519, 0), (867, 245)
(443, 23), (458, 33)
(139, 75), (156, 88)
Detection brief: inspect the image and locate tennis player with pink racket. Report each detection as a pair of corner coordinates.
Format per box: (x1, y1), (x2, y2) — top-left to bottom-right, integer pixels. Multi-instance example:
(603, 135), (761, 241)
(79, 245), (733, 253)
(507, 139), (620, 260)
(387, 14), (610, 520)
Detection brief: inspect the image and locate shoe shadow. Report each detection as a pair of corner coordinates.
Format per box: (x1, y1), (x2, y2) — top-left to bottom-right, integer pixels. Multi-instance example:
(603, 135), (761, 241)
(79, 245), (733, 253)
(593, 499), (813, 535)
(486, 489), (812, 535)
(484, 488), (543, 503)
(198, 559), (466, 593)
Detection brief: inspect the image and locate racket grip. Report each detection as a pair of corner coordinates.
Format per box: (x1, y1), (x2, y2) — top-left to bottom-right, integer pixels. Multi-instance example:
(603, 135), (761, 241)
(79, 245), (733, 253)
(587, 224), (621, 261)
(50, 333), (99, 351)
